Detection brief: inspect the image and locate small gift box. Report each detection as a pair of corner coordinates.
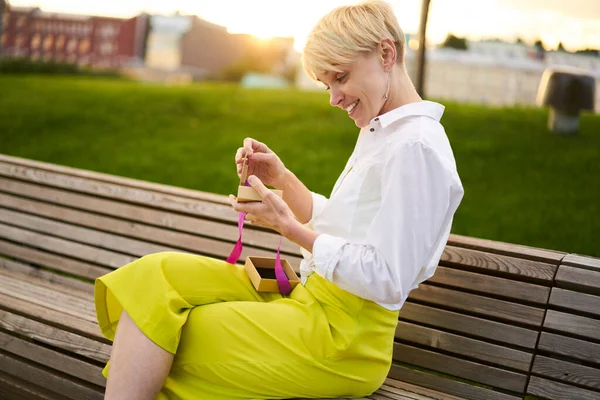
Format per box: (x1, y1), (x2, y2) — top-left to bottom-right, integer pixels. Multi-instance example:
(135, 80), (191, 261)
(245, 256), (300, 293)
(236, 157), (283, 202)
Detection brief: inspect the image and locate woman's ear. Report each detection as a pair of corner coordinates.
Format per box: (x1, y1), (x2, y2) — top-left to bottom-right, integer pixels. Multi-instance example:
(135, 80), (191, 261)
(380, 38), (397, 70)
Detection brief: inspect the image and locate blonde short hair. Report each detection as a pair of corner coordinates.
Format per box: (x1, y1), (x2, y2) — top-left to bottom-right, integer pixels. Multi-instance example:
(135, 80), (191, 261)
(301, 0), (406, 81)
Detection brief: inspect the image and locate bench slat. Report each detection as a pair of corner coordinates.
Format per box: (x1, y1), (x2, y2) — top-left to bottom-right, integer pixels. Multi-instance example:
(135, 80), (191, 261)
(0, 238), (110, 280)
(395, 321), (532, 371)
(427, 266), (550, 304)
(0, 370), (62, 400)
(0, 351), (104, 400)
(0, 331), (105, 387)
(388, 364), (520, 400)
(381, 379), (467, 400)
(0, 308), (109, 363)
(0, 292), (103, 340)
(528, 376), (600, 400)
(544, 310), (600, 342)
(549, 288), (600, 317)
(538, 332), (600, 366)
(447, 233), (566, 264)
(440, 245), (557, 282)
(532, 355), (600, 391)
(399, 303), (538, 349)
(408, 285), (545, 327)
(555, 266), (600, 295)
(0, 186), (299, 255)
(561, 254), (600, 273)
(0, 153), (229, 205)
(0, 257), (95, 294)
(392, 343), (527, 392)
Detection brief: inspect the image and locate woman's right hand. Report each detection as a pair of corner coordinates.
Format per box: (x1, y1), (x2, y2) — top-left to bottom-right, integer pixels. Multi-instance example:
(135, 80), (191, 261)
(235, 138), (288, 188)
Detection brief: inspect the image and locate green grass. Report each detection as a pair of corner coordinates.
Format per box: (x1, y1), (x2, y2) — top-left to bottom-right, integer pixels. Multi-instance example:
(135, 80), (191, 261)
(1, 75), (598, 257)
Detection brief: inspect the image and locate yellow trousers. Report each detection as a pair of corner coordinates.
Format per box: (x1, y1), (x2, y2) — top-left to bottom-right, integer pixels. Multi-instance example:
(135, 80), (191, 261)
(94, 251), (399, 399)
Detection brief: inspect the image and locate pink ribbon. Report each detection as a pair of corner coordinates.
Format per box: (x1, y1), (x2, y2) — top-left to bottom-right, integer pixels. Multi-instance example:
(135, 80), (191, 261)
(226, 181), (291, 295)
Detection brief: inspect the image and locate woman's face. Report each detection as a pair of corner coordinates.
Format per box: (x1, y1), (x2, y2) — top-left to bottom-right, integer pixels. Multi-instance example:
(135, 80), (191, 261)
(317, 50), (387, 129)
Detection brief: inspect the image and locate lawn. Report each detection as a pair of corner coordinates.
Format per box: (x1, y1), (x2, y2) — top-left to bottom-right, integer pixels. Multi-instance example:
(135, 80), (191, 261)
(0, 75), (598, 257)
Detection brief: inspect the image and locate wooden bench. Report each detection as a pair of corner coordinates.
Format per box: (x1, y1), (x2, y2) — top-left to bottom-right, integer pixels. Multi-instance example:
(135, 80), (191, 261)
(526, 254), (600, 400)
(0, 153), (592, 400)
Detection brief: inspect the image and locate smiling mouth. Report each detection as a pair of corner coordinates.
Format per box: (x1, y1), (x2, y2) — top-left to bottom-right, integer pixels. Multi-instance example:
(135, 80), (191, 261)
(345, 100), (359, 114)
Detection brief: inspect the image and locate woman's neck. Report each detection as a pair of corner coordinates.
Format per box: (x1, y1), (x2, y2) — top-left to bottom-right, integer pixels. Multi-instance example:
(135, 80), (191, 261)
(379, 66), (422, 116)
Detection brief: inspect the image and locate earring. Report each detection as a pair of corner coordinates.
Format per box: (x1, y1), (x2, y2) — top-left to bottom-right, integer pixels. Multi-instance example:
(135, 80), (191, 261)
(383, 71), (390, 100)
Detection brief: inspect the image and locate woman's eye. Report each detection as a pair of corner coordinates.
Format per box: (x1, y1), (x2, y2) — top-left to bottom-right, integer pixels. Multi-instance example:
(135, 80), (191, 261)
(336, 74), (347, 83)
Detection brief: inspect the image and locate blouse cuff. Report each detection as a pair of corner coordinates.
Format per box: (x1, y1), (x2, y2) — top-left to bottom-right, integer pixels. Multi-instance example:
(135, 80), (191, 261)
(312, 233), (346, 281)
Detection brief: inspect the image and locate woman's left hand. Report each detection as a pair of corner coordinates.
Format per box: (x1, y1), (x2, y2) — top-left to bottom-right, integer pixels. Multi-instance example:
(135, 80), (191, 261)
(229, 175), (297, 235)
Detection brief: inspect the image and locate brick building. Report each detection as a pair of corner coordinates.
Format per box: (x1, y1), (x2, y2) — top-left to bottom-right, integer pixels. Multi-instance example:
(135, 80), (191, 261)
(1, 6), (149, 68)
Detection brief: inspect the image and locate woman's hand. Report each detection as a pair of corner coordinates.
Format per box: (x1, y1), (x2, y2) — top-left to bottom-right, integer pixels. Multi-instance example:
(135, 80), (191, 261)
(229, 175), (296, 234)
(229, 175), (321, 252)
(235, 138), (288, 189)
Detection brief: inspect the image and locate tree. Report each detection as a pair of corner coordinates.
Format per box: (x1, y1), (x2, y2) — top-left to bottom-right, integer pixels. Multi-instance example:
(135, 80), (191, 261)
(557, 42), (568, 52)
(576, 49), (599, 57)
(442, 34), (468, 50)
(534, 39), (546, 52)
(415, 0), (430, 98)
(515, 37), (525, 45)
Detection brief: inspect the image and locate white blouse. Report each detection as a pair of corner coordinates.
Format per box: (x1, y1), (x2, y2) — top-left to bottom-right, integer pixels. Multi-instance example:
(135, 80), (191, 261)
(299, 100), (464, 311)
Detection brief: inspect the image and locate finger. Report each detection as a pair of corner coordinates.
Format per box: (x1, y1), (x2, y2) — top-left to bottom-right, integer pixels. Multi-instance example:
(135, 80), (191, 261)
(235, 148), (245, 164)
(243, 138), (256, 156)
(244, 213), (258, 222)
(247, 175), (271, 200)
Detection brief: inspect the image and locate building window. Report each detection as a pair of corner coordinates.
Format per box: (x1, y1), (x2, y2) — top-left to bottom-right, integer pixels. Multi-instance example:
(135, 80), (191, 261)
(31, 33), (41, 50)
(43, 35), (54, 51)
(79, 39), (90, 53)
(99, 41), (114, 55)
(34, 20), (43, 31)
(2, 13), (9, 28)
(56, 35), (66, 51)
(1, 33), (7, 48)
(99, 24), (118, 38)
(15, 34), (25, 49)
(17, 15), (26, 29)
(67, 38), (78, 53)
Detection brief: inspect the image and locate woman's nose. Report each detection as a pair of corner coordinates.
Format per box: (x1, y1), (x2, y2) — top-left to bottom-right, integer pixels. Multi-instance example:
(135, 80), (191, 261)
(329, 88), (343, 107)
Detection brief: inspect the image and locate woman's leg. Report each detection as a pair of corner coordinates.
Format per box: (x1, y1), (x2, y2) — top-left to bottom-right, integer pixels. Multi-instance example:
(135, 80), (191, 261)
(104, 310), (174, 400)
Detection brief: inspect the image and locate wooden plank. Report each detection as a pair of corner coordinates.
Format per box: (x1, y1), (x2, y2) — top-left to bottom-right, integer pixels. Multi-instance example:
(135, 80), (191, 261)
(0, 153), (229, 205)
(0, 370), (61, 400)
(562, 254), (600, 273)
(382, 379), (467, 400)
(440, 245), (557, 282)
(395, 321), (532, 371)
(427, 266), (550, 304)
(0, 331), (106, 387)
(544, 310), (600, 342)
(408, 285), (545, 327)
(555, 266), (600, 294)
(0, 257), (94, 294)
(0, 309), (110, 363)
(0, 223), (137, 270)
(0, 293), (105, 340)
(532, 355), (600, 390)
(538, 332), (600, 365)
(388, 364), (520, 400)
(399, 303), (538, 349)
(549, 288), (600, 317)
(0, 273), (97, 323)
(447, 233), (566, 264)
(0, 351), (104, 400)
(0, 199), (303, 268)
(528, 376), (600, 400)
(0, 189), (299, 255)
(392, 343), (527, 392)
(0, 238), (110, 281)
(0, 162), (241, 224)
(373, 384), (442, 400)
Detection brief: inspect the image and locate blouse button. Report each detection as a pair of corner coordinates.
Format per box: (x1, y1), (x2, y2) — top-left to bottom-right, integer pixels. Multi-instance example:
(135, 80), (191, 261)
(370, 128), (375, 132)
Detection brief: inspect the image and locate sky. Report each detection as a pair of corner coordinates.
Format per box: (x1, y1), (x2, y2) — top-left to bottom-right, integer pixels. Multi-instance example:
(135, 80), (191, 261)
(9, 0), (600, 52)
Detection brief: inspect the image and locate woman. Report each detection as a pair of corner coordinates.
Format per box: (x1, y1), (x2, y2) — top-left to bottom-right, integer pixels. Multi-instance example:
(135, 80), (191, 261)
(94, 1), (464, 399)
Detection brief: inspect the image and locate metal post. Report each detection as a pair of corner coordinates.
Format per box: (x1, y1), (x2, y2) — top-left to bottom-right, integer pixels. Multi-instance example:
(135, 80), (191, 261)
(415, 0), (431, 98)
